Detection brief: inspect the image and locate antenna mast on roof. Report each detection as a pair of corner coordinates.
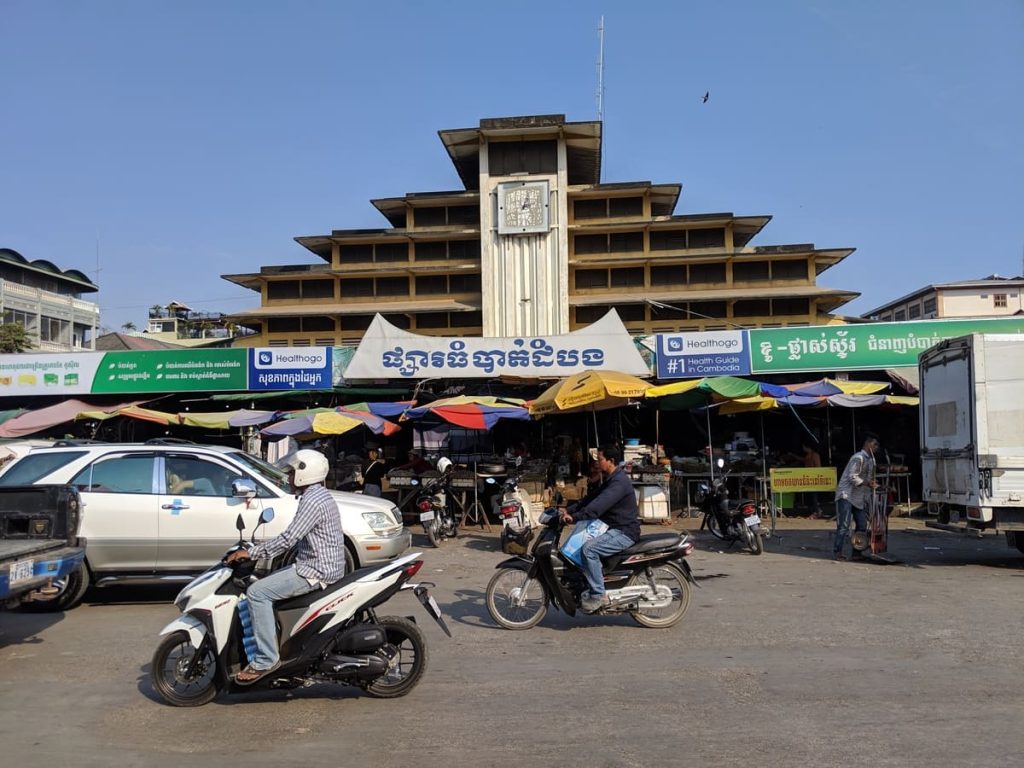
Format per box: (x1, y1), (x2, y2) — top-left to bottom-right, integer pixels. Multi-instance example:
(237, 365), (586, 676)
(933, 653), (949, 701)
(596, 16), (605, 122)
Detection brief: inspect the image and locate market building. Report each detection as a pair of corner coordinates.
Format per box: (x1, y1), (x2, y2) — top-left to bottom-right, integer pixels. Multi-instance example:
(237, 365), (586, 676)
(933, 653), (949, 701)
(223, 113), (859, 348)
(862, 274), (1024, 322)
(0, 247), (99, 352)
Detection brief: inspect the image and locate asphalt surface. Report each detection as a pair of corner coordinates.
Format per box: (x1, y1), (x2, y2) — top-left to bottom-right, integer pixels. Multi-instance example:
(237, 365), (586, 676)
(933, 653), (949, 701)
(1, 516), (1022, 768)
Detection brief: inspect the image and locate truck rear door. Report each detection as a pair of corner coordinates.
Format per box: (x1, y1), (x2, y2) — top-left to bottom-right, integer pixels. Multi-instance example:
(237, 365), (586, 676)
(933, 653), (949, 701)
(920, 337), (975, 504)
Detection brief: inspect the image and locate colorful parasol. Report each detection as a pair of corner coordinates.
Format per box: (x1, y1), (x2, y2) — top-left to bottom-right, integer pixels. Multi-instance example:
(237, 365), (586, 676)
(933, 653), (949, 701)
(402, 396), (529, 430)
(529, 370), (652, 415)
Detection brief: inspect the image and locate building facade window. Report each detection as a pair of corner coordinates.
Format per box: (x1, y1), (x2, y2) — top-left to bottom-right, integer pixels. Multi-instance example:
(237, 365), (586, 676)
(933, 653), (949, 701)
(923, 297), (937, 314)
(994, 294), (1007, 308)
(894, 309), (907, 321)
(908, 304), (921, 319)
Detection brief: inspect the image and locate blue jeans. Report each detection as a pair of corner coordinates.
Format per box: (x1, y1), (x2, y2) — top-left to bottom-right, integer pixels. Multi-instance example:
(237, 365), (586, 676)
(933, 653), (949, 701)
(834, 498), (867, 555)
(580, 528), (635, 596)
(363, 483), (382, 497)
(246, 565), (317, 670)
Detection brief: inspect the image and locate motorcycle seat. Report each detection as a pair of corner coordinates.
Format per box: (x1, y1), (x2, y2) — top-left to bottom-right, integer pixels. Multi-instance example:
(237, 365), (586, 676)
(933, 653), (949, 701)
(620, 532), (683, 555)
(273, 570), (363, 611)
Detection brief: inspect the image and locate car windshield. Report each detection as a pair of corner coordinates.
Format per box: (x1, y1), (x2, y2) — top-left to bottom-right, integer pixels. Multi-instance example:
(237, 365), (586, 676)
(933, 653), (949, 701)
(228, 451), (290, 492)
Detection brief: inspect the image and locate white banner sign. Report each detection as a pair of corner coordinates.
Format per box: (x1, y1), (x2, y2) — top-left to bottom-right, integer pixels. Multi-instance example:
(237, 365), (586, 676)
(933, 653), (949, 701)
(345, 311), (650, 379)
(0, 352), (104, 396)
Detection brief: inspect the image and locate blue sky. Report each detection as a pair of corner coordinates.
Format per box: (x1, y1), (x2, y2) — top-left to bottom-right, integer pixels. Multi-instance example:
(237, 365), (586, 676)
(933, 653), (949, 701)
(2, 1), (1021, 332)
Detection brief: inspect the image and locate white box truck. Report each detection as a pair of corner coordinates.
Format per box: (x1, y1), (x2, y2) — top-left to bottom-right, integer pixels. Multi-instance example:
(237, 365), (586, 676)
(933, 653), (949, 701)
(919, 333), (1024, 554)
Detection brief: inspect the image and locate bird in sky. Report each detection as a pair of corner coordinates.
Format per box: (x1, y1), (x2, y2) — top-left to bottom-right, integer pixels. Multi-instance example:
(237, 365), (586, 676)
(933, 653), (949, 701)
(702, 91), (709, 103)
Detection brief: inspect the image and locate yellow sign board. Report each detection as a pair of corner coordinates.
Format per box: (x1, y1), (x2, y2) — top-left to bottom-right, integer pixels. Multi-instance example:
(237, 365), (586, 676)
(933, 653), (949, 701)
(769, 467), (837, 493)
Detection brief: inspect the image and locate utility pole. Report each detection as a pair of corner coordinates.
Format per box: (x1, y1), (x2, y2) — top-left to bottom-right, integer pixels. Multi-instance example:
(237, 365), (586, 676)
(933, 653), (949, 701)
(596, 16), (605, 123)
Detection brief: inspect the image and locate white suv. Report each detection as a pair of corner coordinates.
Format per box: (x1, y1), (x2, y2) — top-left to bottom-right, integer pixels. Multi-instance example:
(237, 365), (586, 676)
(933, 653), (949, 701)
(0, 441), (411, 610)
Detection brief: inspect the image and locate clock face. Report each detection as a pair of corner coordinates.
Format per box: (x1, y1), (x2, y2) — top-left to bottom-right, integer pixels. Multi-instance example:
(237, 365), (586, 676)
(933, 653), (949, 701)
(498, 181), (549, 234)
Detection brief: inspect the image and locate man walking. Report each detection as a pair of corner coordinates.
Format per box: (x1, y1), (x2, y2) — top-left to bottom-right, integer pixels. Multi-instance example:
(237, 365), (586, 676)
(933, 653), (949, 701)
(834, 433), (879, 561)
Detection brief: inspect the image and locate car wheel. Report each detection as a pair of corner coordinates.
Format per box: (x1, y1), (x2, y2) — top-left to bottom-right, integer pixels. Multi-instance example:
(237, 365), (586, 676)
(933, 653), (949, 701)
(19, 561), (91, 613)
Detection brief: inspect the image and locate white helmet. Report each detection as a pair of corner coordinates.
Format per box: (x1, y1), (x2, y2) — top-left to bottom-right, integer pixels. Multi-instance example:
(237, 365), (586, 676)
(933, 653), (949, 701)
(286, 449), (329, 487)
(436, 457), (453, 474)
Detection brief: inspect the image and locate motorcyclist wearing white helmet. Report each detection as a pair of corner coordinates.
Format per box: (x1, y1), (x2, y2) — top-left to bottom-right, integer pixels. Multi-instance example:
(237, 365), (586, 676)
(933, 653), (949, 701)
(225, 449), (346, 684)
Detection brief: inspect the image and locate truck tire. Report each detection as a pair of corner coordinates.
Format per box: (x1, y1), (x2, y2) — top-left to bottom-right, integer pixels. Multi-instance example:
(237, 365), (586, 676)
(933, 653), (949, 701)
(19, 561), (91, 613)
(1008, 531), (1024, 555)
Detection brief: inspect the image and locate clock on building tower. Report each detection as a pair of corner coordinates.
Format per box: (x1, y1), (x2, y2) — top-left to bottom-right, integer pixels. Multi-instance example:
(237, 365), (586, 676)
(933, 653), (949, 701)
(497, 180), (549, 235)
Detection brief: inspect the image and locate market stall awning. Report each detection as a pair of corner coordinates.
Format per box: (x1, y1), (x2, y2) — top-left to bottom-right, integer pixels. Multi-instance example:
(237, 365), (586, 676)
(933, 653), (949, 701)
(227, 410), (279, 427)
(0, 399), (139, 438)
(261, 408), (400, 438)
(76, 405), (179, 426)
(646, 376), (789, 411)
(403, 396), (529, 430)
(785, 378), (889, 396)
(529, 370), (652, 415)
(343, 401), (417, 419)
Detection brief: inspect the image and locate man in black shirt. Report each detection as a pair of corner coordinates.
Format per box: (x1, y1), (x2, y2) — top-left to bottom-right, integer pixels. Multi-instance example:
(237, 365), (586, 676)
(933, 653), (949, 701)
(561, 444), (640, 612)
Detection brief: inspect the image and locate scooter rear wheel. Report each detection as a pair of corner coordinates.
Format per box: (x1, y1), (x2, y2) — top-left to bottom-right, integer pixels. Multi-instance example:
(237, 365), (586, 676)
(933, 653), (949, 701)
(151, 630), (219, 707)
(364, 616), (429, 699)
(424, 519), (440, 548)
(486, 568), (548, 630)
(628, 565), (691, 629)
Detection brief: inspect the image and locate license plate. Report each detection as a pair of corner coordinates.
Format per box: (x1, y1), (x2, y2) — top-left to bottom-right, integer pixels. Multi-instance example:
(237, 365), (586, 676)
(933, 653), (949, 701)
(419, 510), (435, 522)
(10, 558), (34, 584)
(744, 515), (761, 528)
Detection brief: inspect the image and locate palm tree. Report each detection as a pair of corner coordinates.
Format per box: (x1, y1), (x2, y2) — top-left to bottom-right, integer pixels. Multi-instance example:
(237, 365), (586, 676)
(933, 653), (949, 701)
(149, 304), (165, 318)
(121, 321), (137, 332)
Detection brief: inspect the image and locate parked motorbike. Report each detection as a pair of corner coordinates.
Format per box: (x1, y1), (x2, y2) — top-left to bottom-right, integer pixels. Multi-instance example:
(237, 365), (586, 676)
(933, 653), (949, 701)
(412, 457), (458, 548)
(697, 458), (764, 555)
(485, 508), (697, 629)
(487, 458), (533, 555)
(150, 508), (450, 707)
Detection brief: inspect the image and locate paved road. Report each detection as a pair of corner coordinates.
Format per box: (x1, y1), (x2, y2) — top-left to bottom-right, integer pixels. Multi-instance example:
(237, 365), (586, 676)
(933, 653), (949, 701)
(1, 518), (1022, 767)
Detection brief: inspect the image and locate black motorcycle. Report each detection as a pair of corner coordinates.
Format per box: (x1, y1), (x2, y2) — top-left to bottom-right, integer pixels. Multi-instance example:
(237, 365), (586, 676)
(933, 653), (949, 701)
(412, 458), (458, 548)
(485, 509), (697, 629)
(696, 459), (764, 555)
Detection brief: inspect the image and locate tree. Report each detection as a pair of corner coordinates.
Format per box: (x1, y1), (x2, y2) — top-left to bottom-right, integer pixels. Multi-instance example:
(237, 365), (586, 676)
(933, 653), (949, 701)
(0, 323), (34, 353)
(149, 304), (165, 318)
(121, 321), (137, 332)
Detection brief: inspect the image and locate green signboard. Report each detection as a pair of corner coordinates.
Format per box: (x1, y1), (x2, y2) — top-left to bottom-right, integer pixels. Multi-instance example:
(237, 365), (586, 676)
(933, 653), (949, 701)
(748, 317), (1024, 373)
(89, 349), (248, 393)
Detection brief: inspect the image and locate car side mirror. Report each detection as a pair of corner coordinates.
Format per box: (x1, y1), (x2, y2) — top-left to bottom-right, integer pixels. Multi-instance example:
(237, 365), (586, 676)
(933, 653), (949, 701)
(232, 479), (257, 499)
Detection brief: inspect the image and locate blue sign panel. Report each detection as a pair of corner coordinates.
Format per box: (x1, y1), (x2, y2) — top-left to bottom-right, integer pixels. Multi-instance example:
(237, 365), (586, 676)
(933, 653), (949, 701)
(656, 331), (751, 379)
(248, 347), (333, 390)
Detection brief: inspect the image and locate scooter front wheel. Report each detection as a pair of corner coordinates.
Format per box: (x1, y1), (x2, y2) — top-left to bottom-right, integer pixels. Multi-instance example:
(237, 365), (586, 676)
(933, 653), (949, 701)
(151, 630), (219, 707)
(486, 568), (548, 630)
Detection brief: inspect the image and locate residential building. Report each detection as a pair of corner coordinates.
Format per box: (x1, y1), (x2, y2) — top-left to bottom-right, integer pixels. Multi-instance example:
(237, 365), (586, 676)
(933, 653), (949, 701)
(0, 247), (99, 352)
(862, 275), (1024, 322)
(142, 301), (250, 347)
(224, 114), (858, 347)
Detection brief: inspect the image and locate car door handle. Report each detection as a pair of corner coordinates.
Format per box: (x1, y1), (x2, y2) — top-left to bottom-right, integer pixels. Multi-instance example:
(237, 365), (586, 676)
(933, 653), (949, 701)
(162, 502), (191, 510)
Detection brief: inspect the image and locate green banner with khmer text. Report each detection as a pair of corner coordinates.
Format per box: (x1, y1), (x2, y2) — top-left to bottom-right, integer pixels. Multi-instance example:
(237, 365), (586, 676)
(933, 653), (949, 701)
(748, 318), (1024, 373)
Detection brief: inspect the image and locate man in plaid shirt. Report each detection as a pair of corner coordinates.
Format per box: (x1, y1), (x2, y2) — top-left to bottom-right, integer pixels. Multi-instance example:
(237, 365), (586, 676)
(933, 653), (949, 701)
(833, 432), (879, 561)
(226, 449), (345, 684)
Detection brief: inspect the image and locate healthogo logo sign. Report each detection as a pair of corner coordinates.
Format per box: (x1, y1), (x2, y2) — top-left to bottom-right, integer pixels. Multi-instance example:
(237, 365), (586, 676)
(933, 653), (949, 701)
(254, 349), (328, 370)
(248, 347), (332, 390)
(656, 330), (750, 379)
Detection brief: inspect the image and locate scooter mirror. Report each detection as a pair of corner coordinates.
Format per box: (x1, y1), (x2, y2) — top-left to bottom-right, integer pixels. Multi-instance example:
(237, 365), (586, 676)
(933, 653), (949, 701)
(235, 513), (246, 532)
(515, 456), (523, 467)
(259, 507), (275, 525)
(716, 458), (725, 469)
